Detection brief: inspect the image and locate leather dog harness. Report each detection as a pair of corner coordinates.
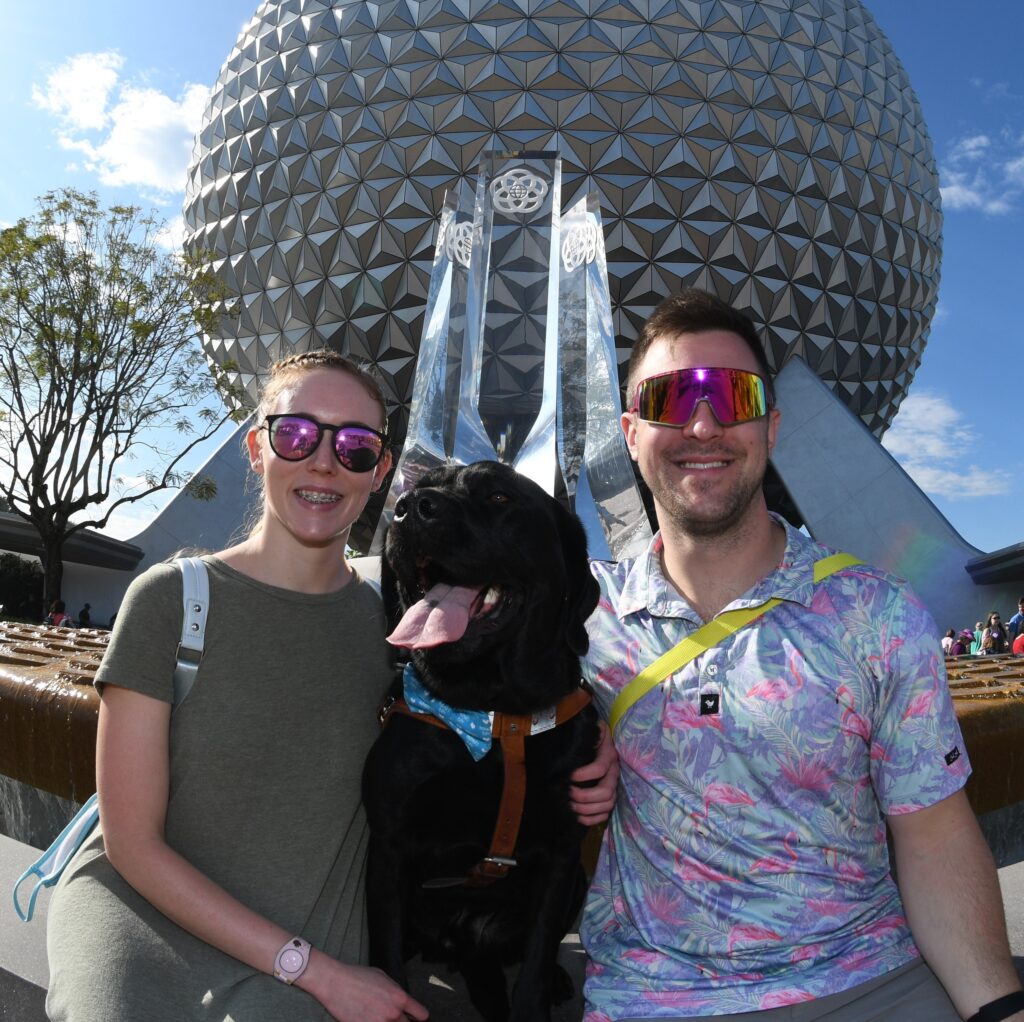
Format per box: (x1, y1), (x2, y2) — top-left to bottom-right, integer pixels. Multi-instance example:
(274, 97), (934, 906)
(379, 686), (592, 886)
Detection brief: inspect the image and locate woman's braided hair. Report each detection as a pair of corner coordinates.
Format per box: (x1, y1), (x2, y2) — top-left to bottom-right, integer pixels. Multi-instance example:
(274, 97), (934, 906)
(256, 349), (389, 434)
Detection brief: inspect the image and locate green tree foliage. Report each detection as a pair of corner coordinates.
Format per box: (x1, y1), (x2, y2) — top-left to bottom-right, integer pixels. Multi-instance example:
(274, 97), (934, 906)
(0, 188), (245, 605)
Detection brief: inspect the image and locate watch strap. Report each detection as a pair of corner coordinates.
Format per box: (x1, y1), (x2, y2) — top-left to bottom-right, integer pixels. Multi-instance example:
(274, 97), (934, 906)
(967, 990), (1024, 1022)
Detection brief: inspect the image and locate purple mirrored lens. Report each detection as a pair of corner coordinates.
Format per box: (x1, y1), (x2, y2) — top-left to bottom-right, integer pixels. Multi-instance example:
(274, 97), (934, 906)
(267, 416), (384, 472)
(269, 416), (320, 459)
(334, 428), (383, 472)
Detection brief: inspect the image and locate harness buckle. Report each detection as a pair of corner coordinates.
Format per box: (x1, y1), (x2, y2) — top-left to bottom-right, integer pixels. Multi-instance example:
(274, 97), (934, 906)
(481, 855), (517, 869)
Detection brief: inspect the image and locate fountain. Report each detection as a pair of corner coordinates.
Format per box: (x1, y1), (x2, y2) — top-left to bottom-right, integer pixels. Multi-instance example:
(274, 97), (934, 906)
(0, 623), (102, 848)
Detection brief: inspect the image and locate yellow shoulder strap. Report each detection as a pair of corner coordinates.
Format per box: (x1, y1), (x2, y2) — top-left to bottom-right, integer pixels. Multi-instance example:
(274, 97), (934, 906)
(608, 552), (862, 735)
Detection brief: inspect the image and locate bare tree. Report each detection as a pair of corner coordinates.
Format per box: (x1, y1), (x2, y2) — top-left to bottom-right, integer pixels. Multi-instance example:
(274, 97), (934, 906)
(0, 188), (244, 605)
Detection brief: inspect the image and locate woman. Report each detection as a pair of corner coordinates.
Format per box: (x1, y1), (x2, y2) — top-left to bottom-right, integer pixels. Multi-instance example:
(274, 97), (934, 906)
(971, 621), (984, 655)
(45, 600), (72, 627)
(46, 351), (423, 1021)
(949, 630), (972, 657)
(940, 628), (955, 655)
(46, 350), (615, 1021)
(980, 611), (1009, 655)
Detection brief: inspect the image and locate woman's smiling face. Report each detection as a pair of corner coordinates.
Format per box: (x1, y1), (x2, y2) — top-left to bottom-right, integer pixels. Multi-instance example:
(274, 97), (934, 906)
(247, 366), (391, 554)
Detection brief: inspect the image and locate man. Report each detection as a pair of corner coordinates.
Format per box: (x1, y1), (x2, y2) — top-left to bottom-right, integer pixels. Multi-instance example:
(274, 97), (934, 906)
(580, 289), (1023, 1022)
(1006, 598), (1024, 642)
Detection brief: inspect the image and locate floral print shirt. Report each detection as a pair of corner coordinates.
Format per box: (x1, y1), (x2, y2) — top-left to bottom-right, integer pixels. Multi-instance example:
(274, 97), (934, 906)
(580, 519), (970, 1020)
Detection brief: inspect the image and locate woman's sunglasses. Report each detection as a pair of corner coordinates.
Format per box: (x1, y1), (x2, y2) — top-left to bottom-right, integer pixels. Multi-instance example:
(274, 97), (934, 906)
(262, 414), (386, 473)
(630, 367), (771, 428)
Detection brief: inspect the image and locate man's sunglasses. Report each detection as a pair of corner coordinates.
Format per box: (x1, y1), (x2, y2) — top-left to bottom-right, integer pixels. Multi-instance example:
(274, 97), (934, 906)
(262, 414), (387, 473)
(630, 367), (772, 428)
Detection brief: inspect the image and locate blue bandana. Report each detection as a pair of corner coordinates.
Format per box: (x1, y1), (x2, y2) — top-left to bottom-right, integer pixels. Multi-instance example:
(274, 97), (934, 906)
(403, 663), (494, 761)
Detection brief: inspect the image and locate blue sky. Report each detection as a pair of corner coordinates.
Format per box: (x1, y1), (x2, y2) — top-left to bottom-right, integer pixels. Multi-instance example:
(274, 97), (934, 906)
(2, 1), (1022, 552)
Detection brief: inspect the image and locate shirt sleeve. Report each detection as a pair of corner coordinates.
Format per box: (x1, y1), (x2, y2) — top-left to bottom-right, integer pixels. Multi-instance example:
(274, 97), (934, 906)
(93, 562), (184, 703)
(866, 580), (971, 815)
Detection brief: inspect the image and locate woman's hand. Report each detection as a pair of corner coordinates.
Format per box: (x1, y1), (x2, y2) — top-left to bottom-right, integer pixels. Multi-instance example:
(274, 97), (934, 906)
(569, 720), (619, 826)
(301, 956), (429, 1022)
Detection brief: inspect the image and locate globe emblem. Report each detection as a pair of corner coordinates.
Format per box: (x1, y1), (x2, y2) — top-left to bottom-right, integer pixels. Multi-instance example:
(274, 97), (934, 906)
(490, 169), (550, 216)
(445, 223), (475, 270)
(562, 218), (600, 274)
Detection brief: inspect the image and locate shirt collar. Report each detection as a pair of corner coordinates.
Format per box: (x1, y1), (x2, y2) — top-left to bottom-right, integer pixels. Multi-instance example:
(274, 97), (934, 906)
(615, 514), (827, 621)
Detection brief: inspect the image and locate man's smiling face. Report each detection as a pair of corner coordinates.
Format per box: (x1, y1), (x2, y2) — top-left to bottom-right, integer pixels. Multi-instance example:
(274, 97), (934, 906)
(621, 329), (779, 539)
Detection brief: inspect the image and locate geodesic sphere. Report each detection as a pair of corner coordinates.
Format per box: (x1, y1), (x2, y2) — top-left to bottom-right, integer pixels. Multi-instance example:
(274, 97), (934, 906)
(183, 0), (941, 440)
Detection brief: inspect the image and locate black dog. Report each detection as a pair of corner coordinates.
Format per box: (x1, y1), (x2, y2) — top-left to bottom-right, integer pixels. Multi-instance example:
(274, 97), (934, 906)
(362, 460), (600, 1022)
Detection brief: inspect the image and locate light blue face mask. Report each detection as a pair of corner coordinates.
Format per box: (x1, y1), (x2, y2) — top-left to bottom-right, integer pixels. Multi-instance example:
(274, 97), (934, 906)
(12, 793), (99, 922)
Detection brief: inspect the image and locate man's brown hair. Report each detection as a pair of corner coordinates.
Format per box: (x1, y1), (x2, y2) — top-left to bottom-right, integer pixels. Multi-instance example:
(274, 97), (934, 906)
(626, 288), (775, 406)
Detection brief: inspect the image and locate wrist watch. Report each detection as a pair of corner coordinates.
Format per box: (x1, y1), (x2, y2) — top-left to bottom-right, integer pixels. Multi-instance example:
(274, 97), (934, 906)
(273, 936), (311, 985)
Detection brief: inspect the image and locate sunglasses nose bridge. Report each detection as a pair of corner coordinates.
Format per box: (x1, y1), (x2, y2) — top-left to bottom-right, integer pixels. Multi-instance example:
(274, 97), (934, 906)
(305, 424), (340, 469)
(684, 395), (727, 433)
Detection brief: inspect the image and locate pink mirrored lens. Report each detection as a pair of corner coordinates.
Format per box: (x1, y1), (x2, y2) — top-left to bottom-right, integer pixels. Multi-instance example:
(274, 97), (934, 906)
(633, 368), (768, 426)
(268, 416), (383, 472)
(269, 417), (320, 458)
(334, 428), (383, 472)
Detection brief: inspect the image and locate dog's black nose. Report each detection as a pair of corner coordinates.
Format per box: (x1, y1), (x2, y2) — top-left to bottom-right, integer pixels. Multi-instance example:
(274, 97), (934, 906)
(393, 491), (438, 522)
(413, 493), (438, 520)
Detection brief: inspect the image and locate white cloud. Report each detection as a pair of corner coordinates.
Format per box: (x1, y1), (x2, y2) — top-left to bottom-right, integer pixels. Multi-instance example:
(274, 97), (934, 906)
(949, 134), (989, 161)
(882, 392), (1011, 499)
(940, 174), (986, 211)
(33, 52), (210, 199)
(940, 128), (1024, 216)
(31, 52), (124, 132)
(1003, 153), (1024, 185)
(96, 504), (161, 541)
(154, 213), (187, 252)
(68, 472), (166, 539)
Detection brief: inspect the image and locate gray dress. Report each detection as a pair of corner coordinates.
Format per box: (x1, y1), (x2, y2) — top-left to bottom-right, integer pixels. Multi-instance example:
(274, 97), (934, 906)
(46, 557), (391, 1021)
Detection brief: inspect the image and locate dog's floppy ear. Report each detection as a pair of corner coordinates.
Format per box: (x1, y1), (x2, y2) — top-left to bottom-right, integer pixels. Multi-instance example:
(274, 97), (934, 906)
(379, 538), (404, 633)
(554, 502), (600, 657)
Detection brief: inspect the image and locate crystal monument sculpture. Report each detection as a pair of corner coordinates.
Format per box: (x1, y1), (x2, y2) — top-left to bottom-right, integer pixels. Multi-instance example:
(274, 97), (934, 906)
(372, 151), (651, 561)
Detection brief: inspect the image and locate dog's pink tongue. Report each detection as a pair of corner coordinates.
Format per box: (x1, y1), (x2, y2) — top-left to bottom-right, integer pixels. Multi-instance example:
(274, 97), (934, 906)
(387, 583), (482, 649)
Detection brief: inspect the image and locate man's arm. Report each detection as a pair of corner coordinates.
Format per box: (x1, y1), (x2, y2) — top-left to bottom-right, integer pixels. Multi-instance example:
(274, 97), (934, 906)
(888, 789), (1023, 1021)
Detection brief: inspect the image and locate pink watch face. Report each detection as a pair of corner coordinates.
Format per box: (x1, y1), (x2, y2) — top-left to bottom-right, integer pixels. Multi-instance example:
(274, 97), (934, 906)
(280, 949), (304, 973)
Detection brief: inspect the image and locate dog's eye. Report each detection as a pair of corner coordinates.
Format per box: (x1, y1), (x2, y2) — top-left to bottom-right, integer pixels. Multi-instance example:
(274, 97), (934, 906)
(489, 491), (510, 505)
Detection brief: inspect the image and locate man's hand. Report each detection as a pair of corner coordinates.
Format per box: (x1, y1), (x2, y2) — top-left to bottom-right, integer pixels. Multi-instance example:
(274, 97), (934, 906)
(569, 720), (619, 826)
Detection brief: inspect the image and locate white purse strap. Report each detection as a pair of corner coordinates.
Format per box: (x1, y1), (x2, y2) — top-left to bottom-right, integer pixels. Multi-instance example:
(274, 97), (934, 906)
(13, 556), (212, 922)
(174, 556), (209, 708)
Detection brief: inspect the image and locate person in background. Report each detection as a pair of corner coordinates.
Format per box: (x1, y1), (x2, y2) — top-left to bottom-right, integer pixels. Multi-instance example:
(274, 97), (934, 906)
(45, 600), (72, 627)
(950, 630), (973, 657)
(580, 288), (1024, 1022)
(972, 621), (985, 655)
(1013, 631), (1024, 656)
(77, 603), (92, 627)
(941, 627), (955, 655)
(981, 611), (1009, 655)
(1006, 597), (1024, 642)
